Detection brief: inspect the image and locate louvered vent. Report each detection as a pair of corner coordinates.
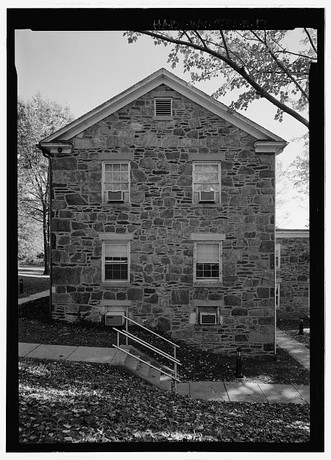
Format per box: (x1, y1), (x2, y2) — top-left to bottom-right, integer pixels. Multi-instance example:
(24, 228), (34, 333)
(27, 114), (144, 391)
(154, 98), (172, 117)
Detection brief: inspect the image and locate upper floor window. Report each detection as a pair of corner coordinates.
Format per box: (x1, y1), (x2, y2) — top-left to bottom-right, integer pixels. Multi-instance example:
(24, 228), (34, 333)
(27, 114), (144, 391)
(154, 98), (173, 118)
(102, 161), (130, 203)
(193, 162), (221, 204)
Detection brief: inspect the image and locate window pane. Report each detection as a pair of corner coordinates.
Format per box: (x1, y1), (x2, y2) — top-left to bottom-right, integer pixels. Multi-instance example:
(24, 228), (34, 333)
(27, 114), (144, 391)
(195, 164), (218, 173)
(196, 262), (219, 279)
(195, 183), (219, 192)
(195, 173), (218, 183)
(105, 243), (127, 258)
(197, 243), (219, 263)
(105, 263), (128, 280)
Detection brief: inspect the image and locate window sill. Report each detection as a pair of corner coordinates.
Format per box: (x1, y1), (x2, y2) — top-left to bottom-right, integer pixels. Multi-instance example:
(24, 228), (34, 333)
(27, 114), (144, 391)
(192, 203), (223, 208)
(101, 282), (131, 287)
(101, 203), (130, 208)
(153, 116), (173, 121)
(194, 282), (222, 287)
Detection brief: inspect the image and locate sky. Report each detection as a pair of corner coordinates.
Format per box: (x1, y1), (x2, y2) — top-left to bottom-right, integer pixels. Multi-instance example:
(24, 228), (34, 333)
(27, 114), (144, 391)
(14, 29), (309, 228)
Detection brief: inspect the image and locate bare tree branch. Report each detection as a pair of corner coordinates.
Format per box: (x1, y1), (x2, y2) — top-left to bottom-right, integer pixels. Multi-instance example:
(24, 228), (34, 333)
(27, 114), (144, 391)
(220, 30), (230, 59)
(250, 30), (309, 101)
(304, 28), (318, 54)
(139, 30), (309, 128)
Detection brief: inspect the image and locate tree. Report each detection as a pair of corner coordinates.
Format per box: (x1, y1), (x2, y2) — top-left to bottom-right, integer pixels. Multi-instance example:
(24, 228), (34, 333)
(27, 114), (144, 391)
(126, 29), (314, 212)
(289, 133), (309, 197)
(18, 94), (73, 274)
(125, 29), (317, 128)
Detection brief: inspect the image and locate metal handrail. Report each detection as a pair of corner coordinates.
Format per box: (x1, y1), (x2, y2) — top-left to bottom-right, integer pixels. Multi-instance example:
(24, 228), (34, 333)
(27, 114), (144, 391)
(122, 315), (180, 348)
(113, 327), (181, 365)
(113, 315), (181, 390)
(113, 345), (180, 382)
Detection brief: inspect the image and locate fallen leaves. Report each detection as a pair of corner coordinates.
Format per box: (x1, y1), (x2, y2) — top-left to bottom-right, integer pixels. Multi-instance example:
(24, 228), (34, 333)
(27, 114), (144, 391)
(19, 358), (310, 444)
(19, 302), (310, 385)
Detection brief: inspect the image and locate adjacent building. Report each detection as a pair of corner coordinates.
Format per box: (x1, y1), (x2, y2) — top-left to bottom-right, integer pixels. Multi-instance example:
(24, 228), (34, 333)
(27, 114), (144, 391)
(275, 229), (310, 320)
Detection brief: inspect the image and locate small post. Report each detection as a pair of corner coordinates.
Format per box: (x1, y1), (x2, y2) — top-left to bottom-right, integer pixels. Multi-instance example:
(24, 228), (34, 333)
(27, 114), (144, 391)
(125, 315), (128, 346)
(299, 317), (304, 335)
(19, 279), (23, 294)
(117, 330), (120, 348)
(235, 347), (243, 378)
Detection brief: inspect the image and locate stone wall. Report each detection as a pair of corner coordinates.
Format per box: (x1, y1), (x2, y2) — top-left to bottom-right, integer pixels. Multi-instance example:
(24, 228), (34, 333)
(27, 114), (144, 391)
(50, 83), (276, 354)
(276, 234), (309, 320)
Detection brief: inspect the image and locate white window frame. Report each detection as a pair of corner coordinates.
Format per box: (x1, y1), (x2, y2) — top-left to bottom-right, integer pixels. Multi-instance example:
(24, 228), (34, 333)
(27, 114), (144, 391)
(275, 243), (281, 269)
(102, 161), (130, 204)
(102, 240), (131, 284)
(193, 241), (222, 283)
(192, 162), (221, 204)
(154, 98), (173, 118)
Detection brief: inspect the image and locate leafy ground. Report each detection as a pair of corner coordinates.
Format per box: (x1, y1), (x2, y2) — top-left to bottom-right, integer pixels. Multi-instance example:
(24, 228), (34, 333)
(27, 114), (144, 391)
(19, 298), (310, 385)
(19, 358), (310, 444)
(277, 319), (310, 349)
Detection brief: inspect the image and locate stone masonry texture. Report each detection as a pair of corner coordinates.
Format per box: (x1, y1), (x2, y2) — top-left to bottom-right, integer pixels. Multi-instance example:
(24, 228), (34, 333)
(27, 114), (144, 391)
(50, 84), (276, 354)
(276, 235), (310, 320)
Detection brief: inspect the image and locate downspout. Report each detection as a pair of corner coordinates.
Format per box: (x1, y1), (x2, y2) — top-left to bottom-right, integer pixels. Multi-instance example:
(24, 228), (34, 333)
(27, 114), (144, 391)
(274, 159), (277, 360)
(37, 141), (73, 320)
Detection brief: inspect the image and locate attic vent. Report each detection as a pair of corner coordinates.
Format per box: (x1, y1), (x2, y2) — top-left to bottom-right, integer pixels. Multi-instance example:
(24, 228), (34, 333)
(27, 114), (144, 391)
(154, 98), (172, 117)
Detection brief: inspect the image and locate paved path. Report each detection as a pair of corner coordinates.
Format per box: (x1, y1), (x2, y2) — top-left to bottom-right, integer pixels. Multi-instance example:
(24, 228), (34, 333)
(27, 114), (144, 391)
(276, 328), (310, 370)
(19, 341), (310, 404)
(18, 290), (50, 305)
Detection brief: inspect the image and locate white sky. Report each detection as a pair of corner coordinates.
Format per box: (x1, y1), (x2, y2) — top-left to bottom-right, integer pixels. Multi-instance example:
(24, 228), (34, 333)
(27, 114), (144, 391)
(14, 29), (309, 228)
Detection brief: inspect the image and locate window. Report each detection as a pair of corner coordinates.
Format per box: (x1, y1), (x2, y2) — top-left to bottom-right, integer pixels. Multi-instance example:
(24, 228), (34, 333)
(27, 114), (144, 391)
(193, 162), (221, 204)
(194, 303), (223, 326)
(154, 98), (173, 117)
(275, 243), (281, 269)
(194, 242), (221, 283)
(102, 162), (130, 203)
(102, 241), (130, 283)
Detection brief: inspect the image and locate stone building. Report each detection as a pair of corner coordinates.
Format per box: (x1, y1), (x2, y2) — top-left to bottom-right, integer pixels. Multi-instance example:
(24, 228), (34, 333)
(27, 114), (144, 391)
(275, 229), (310, 320)
(39, 68), (287, 354)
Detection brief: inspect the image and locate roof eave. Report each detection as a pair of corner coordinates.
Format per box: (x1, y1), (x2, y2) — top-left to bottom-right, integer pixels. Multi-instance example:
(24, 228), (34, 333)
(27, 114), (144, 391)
(40, 68), (287, 145)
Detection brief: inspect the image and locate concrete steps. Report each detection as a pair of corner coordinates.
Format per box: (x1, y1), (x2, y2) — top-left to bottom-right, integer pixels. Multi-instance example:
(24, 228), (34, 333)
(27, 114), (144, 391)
(112, 345), (178, 392)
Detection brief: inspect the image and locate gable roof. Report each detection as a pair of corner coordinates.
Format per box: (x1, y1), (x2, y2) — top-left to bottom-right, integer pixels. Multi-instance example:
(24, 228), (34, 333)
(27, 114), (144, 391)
(40, 68), (287, 151)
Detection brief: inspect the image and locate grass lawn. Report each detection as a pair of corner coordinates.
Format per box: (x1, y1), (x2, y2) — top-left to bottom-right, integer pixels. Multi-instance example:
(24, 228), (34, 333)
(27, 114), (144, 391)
(19, 298), (310, 385)
(18, 273), (50, 298)
(277, 319), (310, 350)
(19, 358), (310, 444)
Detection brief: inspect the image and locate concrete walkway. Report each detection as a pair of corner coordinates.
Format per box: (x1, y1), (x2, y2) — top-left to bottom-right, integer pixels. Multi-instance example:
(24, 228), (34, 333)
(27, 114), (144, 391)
(18, 290), (50, 305)
(276, 328), (310, 371)
(19, 340), (310, 404)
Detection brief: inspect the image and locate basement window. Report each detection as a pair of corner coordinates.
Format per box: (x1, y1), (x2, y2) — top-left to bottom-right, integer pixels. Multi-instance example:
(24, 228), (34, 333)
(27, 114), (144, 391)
(154, 98), (173, 118)
(197, 305), (222, 325)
